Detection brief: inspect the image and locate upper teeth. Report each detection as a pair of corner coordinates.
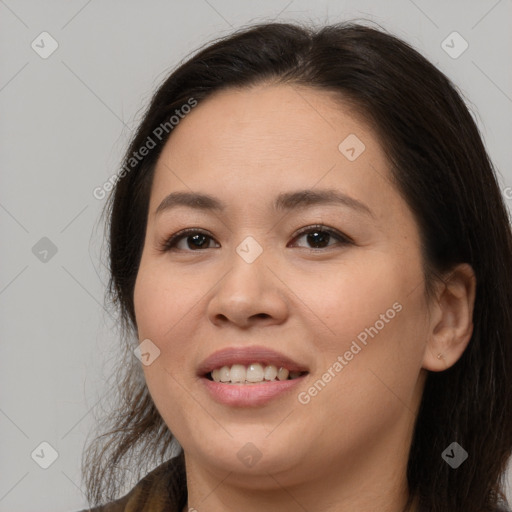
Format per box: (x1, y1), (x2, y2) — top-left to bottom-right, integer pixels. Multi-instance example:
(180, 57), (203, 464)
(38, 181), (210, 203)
(210, 363), (302, 384)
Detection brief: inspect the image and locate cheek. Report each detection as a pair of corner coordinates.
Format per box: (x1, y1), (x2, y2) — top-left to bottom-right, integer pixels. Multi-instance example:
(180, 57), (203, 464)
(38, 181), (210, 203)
(133, 258), (214, 390)
(290, 253), (418, 350)
(133, 262), (202, 432)
(297, 295), (426, 450)
(293, 251), (427, 418)
(134, 259), (199, 340)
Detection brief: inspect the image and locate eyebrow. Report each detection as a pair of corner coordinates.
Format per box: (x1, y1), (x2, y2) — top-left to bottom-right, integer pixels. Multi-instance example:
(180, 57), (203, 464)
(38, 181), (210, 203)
(155, 188), (374, 218)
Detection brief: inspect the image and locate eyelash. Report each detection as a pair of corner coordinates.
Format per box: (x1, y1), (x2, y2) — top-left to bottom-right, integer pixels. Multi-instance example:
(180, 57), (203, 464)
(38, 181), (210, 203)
(158, 224), (353, 253)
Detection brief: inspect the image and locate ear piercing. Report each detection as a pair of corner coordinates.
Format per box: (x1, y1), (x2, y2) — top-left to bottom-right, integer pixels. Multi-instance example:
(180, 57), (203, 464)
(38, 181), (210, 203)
(437, 353), (445, 360)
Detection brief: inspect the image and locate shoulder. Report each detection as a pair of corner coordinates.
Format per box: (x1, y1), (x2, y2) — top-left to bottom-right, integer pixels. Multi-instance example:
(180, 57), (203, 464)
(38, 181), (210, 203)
(74, 453), (186, 512)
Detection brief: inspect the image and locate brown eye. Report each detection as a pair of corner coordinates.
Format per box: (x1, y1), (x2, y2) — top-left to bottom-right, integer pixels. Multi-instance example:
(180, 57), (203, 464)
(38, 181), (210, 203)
(289, 225), (352, 250)
(160, 229), (218, 252)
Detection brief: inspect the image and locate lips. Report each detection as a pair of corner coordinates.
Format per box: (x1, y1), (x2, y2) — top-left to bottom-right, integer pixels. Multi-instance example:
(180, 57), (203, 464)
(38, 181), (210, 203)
(197, 345), (309, 377)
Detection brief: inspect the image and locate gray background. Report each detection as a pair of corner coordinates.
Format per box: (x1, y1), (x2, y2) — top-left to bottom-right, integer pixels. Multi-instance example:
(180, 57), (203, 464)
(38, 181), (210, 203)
(1, 1), (511, 510)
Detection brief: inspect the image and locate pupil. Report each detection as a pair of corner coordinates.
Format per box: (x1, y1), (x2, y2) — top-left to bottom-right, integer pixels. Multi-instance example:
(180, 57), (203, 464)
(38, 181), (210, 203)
(189, 234), (207, 249)
(307, 231), (329, 248)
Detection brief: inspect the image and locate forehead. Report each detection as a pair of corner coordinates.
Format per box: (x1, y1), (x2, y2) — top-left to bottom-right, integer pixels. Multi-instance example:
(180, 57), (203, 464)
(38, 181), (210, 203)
(149, 84), (396, 220)
(162, 83), (374, 158)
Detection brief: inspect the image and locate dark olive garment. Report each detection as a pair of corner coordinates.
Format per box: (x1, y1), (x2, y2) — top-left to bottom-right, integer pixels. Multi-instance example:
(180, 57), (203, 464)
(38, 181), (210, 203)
(77, 452), (187, 512)
(76, 453), (511, 512)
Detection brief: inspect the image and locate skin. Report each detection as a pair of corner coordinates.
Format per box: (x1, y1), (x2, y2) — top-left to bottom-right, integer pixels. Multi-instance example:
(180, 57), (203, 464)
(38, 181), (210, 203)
(133, 83), (476, 512)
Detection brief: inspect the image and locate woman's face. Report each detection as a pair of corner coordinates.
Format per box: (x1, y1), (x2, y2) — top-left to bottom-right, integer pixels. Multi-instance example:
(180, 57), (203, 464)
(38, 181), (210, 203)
(133, 84), (431, 490)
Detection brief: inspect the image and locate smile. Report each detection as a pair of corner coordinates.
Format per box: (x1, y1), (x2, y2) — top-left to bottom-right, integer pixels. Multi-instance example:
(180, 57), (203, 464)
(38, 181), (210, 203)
(208, 363), (306, 384)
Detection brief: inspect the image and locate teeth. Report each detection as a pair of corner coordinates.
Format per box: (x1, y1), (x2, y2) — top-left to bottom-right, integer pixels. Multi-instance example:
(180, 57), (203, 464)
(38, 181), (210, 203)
(277, 367), (289, 381)
(230, 364), (246, 383)
(246, 363), (264, 383)
(209, 363), (304, 384)
(264, 365), (277, 381)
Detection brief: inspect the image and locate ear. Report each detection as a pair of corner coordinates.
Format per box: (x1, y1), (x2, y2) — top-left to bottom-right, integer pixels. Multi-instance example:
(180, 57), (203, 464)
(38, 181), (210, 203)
(422, 263), (476, 372)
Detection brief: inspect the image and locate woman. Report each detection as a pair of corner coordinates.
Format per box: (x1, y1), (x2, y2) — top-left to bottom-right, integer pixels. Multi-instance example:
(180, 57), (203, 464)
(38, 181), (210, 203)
(79, 21), (512, 512)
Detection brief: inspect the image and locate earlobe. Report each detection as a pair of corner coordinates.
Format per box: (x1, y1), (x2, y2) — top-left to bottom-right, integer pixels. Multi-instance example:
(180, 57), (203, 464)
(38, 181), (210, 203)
(422, 263), (476, 372)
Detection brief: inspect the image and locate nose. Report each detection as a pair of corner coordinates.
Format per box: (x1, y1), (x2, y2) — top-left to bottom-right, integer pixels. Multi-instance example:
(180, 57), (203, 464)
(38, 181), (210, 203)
(206, 246), (289, 329)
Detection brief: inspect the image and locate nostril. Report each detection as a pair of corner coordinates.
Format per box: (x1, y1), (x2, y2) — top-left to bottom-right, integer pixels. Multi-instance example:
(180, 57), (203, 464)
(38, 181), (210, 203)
(254, 313), (270, 320)
(257, 314), (267, 320)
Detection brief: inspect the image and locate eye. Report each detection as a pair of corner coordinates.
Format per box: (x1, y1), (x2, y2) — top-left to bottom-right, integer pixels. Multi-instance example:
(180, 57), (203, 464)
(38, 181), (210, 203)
(288, 224), (353, 250)
(158, 228), (218, 252)
(158, 224), (353, 253)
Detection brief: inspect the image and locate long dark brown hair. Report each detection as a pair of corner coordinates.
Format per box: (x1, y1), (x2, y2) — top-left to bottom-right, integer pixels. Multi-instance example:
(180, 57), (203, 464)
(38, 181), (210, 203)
(82, 20), (512, 512)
